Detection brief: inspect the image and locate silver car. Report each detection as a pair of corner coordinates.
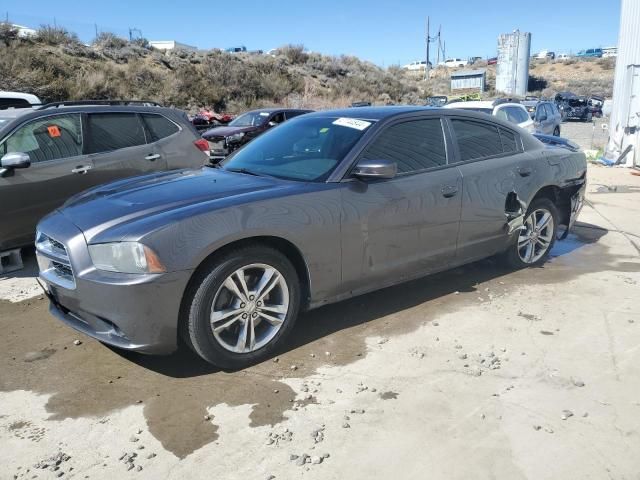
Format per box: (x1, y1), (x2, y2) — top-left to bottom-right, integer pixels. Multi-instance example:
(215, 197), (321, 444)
(36, 107), (587, 368)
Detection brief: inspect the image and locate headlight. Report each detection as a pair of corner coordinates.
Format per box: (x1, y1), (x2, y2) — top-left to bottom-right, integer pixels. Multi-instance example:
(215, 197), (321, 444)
(88, 242), (166, 274)
(226, 132), (245, 143)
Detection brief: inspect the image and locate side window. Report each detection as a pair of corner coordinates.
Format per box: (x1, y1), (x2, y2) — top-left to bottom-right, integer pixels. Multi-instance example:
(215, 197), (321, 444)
(1, 114), (82, 163)
(86, 113), (146, 154)
(270, 112), (286, 124)
(499, 128), (519, 153)
(544, 104), (554, 118)
(495, 108), (509, 122)
(359, 118), (447, 174)
(450, 119), (504, 161)
(141, 114), (179, 142)
(285, 111), (305, 120)
(0, 98), (32, 109)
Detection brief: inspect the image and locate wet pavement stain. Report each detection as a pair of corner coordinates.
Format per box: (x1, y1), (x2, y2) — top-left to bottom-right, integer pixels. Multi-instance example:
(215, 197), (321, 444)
(379, 391), (399, 400)
(0, 221), (638, 458)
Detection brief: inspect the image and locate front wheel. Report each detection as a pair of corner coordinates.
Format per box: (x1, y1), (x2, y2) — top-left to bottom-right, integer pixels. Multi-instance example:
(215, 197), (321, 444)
(182, 246), (301, 368)
(502, 198), (558, 269)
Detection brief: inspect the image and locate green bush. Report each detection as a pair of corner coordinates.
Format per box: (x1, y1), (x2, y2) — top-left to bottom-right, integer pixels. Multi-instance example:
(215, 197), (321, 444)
(35, 25), (79, 46)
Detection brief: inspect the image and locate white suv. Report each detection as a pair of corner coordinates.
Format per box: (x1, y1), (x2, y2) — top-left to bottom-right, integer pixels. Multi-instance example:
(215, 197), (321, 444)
(0, 91), (42, 110)
(444, 100), (534, 132)
(441, 58), (468, 68)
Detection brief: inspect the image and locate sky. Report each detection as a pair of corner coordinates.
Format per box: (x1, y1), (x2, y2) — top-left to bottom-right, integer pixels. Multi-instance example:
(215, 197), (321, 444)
(3, 0), (622, 66)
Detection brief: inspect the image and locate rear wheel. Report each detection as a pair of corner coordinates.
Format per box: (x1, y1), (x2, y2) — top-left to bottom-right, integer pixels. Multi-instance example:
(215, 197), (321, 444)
(183, 246), (300, 368)
(502, 198), (558, 268)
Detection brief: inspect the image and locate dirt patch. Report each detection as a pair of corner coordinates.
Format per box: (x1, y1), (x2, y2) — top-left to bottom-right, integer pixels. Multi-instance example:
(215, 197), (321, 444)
(379, 391), (399, 400)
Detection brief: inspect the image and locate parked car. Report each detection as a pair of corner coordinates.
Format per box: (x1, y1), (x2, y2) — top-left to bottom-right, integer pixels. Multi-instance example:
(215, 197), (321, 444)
(444, 100), (535, 132)
(577, 48), (603, 58)
(588, 95), (604, 118)
(202, 108), (313, 160)
(191, 109), (234, 131)
(536, 50), (555, 60)
(441, 58), (468, 68)
(555, 93), (593, 122)
(0, 101), (209, 251)
(0, 91), (42, 110)
(36, 106), (586, 368)
(487, 57), (498, 65)
(531, 101), (562, 136)
(403, 60), (431, 71)
(557, 53), (572, 61)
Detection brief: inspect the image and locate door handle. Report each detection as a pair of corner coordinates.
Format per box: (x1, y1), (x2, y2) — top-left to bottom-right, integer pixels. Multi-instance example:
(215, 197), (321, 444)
(441, 185), (459, 198)
(71, 165), (92, 174)
(145, 153), (161, 161)
(517, 167), (533, 177)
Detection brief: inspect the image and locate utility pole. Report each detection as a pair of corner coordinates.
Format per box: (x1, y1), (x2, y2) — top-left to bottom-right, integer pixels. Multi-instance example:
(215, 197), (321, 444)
(436, 25), (442, 65)
(425, 16), (430, 81)
(94, 23), (98, 38)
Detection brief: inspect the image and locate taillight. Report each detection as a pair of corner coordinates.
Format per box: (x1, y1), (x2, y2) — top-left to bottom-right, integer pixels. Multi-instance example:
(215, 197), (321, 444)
(194, 138), (209, 152)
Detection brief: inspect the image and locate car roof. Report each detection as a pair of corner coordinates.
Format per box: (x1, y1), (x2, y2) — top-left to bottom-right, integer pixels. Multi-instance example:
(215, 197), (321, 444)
(444, 101), (494, 109)
(0, 91), (41, 104)
(244, 107), (313, 114)
(0, 104), (187, 137)
(304, 106), (432, 121)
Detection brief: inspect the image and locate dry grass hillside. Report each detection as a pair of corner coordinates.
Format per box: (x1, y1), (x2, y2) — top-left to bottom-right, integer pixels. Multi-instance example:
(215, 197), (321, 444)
(0, 24), (615, 112)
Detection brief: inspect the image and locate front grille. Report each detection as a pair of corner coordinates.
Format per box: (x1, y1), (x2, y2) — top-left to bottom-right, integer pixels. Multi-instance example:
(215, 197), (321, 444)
(36, 231), (75, 289)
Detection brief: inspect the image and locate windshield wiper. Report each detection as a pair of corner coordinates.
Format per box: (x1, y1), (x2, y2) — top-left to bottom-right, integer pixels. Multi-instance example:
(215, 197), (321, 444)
(225, 167), (264, 177)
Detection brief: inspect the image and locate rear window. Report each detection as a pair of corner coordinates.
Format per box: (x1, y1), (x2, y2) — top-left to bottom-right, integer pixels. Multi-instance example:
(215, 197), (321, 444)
(87, 113), (146, 154)
(142, 114), (179, 142)
(499, 128), (519, 153)
(450, 119), (504, 161)
(0, 98), (32, 110)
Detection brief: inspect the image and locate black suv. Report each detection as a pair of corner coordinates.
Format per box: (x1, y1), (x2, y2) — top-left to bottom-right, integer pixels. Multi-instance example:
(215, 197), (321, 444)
(0, 100), (209, 251)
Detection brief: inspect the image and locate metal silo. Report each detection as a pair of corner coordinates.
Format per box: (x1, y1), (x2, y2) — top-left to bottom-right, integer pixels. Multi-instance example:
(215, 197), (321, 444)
(605, 0), (640, 167)
(496, 30), (531, 97)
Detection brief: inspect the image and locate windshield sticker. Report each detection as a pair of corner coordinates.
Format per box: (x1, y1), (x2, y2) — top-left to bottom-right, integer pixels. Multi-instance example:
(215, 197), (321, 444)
(332, 117), (371, 131)
(319, 127), (329, 133)
(259, 112), (270, 116)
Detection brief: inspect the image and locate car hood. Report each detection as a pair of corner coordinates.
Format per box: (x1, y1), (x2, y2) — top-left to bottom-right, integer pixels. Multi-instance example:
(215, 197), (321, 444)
(201, 125), (257, 139)
(59, 168), (294, 243)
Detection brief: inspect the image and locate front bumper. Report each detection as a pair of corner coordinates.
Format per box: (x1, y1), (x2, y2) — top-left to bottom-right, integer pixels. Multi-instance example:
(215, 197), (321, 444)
(36, 213), (192, 354)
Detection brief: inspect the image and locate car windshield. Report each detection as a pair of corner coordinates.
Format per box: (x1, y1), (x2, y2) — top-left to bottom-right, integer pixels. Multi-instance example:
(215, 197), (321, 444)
(229, 111), (270, 127)
(220, 116), (371, 182)
(568, 99), (587, 107)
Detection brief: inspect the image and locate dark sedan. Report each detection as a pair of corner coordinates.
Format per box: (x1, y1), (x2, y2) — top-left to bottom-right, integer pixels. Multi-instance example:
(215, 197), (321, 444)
(36, 107), (586, 368)
(202, 108), (313, 160)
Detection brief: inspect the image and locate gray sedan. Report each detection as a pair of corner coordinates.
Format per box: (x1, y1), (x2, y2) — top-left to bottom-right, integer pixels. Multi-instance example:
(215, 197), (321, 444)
(36, 107), (587, 368)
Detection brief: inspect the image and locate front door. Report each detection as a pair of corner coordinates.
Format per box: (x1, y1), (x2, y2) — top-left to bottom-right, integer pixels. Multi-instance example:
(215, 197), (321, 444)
(0, 113), (93, 249)
(340, 117), (463, 294)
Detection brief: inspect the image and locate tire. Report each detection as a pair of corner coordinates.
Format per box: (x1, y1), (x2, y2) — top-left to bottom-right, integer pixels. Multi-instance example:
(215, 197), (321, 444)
(501, 197), (559, 269)
(553, 126), (560, 136)
(182, 245), (301, 368)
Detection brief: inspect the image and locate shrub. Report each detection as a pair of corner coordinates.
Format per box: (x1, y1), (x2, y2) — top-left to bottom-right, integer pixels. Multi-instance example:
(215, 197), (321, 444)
(35, 25), (79, 45)
(597, 57), (615, 70)
(93, 32), (127, 49)
(0, 22), (19, 46)
(279, 44), (308, 64)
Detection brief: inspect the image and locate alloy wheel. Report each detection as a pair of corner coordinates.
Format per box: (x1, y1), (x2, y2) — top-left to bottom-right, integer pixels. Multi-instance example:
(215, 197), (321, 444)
(210, 263), (289, 353)
(517, 208), (554, 264)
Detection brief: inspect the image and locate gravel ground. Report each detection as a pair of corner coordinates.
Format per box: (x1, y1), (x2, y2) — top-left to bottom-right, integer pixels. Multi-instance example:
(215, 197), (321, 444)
(559, 117), (610, 151)
(0, 166), (639, 480)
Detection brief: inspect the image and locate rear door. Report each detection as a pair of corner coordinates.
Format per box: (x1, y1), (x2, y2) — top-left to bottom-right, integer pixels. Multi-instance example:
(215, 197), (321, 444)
(340, 116), (463, 293)
(448, 117), (535, 262)
(85, 112), (168, 186)
(140, 112), (203, 170)
(0, 113), (92, 248)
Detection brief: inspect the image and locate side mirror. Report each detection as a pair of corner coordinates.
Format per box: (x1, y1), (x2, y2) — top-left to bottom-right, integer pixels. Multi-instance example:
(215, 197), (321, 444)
(352, 159), (397, 180)
(0, 152), (31, 177)
(268, 121), (278, 127)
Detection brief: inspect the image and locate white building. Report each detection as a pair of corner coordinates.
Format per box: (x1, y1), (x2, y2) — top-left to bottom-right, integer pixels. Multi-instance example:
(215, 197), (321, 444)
(605, 0), (640, 167)
(603, 46), (618, 58)
(148, 40), (197, 52)
(6, 23), (37, 38)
